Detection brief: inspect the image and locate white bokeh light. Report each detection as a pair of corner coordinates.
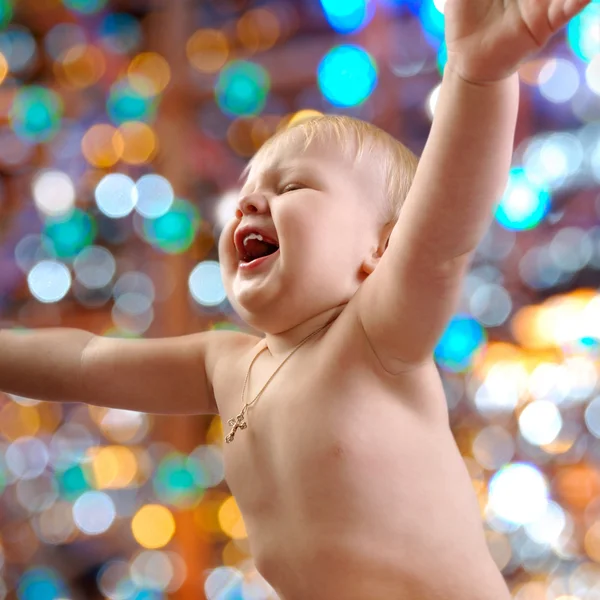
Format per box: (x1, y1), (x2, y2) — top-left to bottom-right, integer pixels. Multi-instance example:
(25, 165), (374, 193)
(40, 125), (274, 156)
(586, 54), (600, 96)
(135, 174), (174, 219)
(27, 260), (72, 303)
(488, 463), (549, 525)
(32, 169), (75, 218)
(426, 83), (441, 120)
(95, 173), (138, 219)
(189, 261), (227, 307)
(214, 189), (240, 230)
(538, 59), (580, 103)
(523, 500), (566, 545)
(518, 400), (563, 446)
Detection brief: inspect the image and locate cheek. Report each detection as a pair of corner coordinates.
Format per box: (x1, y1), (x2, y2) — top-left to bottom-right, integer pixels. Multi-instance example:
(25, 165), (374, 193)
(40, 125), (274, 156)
(218, 221), (237, 263)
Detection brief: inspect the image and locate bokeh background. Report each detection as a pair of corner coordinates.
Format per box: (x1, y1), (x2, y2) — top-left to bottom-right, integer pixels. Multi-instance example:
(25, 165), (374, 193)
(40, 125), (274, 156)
(0, 0), (598, 598)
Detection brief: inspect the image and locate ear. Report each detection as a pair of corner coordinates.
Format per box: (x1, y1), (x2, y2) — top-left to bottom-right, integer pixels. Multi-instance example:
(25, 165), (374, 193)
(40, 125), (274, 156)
(360, 221), (395, 277)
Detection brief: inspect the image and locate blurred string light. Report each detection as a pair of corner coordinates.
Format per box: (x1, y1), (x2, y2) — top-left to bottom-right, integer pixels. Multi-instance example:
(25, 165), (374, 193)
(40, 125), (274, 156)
(436, 41), (448, 74)
(523, 132), (585, 191)
(215, 60), (270, 117)
(426, 82), (441, 118)
(519, 400), (563, 446)
(419, 0), (445, 45)
(0, 0), (13, 28)
(0, 26), (37, 74)
(96, 173), (138, 219)
(127, 52), (171, 98)
(566, 0), (600, 63)
(317, 44), (378, 107)
(17, 568), (69, 600)
(236, 8), (280, 53)
(319, 0), (374, 34)
(135, 174), (174, 219)
(32, 169), (76, 219)
(14, 234), (56, 274)
(495, 168), (551, 231)
(538, 58), (580, 103)
(112, 272), (155, 335)
(9, 85), (63, 143)
(98, 12), (143, 54)
(139, 198), (201, 255)
(82, 123), (125, 168)
(107, 79), (158, 124)
(27, 260), (72, 303)
(187, 29), (229, 73)
(73, 246), (116, 290)
(119, 121), (158, 165)
(43, 210), (97, 259)
(189, 261), (227, 307)
(434, 314), (487, 373)
(586, 54), (600, 95)
(153, 453), (205, 507)
(73, 490), (116, 534)
(44, 23), (87, 61)
(80, 121), (158, 168)
(61, 0), (108, 16)
(488, 463), (549, 526)
(132, 504), (176, 548)
(0, 51), (8, 84)
(54, 43), (106, 89)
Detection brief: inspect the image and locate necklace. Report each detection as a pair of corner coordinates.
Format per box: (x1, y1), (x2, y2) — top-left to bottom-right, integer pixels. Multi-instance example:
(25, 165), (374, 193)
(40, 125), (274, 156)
(225, 318), (335, 443)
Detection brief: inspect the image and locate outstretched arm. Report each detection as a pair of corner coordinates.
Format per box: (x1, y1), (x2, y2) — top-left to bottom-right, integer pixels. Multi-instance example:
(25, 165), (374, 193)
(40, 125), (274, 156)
(357, 0), (592, 373)
(359, 70), (518, 373)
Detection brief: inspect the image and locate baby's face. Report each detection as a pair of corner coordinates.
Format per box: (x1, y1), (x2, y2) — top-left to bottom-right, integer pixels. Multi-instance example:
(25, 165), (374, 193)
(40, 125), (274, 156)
(219, 130), (384, 334)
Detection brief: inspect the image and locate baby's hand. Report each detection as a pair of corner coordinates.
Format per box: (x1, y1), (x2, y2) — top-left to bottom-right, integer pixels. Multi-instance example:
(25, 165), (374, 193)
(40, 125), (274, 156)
(445, 0), (592, 84)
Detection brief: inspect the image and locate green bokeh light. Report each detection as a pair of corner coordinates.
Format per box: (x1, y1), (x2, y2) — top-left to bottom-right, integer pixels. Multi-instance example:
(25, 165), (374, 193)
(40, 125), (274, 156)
(61, 0), (108, 15)
(0, 0), (13, 28)
(57, 464), (92, 502)
(107, 80), (158, 125)
(153, 452), (205, 509)
(142, 198), (201, 255)
(43, 209), (97, 260)
(10, 86), (64, 143)
(215, 60), (270, 117)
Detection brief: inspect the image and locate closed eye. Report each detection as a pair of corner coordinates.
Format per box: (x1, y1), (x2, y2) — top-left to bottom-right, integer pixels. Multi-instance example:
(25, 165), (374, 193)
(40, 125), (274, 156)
(280, 183), (304, 194)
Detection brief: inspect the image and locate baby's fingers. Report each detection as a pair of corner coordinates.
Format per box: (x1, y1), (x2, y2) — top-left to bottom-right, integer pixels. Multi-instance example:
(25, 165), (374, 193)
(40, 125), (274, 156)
(549, 0), (592, 31)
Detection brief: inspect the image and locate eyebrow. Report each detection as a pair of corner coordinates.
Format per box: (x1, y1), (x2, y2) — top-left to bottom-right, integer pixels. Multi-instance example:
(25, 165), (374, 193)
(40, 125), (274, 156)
(239, 164), (300, 194)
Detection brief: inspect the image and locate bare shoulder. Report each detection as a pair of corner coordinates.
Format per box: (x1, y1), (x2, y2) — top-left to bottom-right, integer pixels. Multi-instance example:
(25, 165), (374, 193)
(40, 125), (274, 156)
(335, 302), (449, 421)
(200, 328), (259, 414)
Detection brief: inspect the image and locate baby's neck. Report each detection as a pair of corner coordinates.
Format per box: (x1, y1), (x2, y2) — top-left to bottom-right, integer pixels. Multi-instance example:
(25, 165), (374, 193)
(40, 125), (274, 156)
(263, 304), (346, 358)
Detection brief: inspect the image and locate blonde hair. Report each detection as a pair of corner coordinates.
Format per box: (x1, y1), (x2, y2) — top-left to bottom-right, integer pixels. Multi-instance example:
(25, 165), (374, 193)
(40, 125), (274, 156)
(244, 114), (419, 225)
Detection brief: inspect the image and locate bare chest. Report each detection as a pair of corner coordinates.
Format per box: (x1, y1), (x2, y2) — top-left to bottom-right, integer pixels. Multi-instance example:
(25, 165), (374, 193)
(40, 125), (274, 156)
(211, 329), (506, 599)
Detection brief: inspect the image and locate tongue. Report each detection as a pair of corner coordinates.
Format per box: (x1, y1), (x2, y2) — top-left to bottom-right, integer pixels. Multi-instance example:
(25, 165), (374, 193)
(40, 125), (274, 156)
(245, 239), (277, 259)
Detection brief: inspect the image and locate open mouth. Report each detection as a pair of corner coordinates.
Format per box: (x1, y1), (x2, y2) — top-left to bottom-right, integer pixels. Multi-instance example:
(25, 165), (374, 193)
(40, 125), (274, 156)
(239, 247), (280, 271)
(239, 236), (279, 265)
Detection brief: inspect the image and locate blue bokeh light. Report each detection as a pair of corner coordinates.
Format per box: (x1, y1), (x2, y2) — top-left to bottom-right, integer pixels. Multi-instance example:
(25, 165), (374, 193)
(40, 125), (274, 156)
(320, 0), (374, 34)
(495, 168), (552, 231)
(419, 0), (445, 46)
(434, 314), (487, 373)
(317, 44), (378, 107)
(215, 60), (270, 118)
(566, 0), (600, 63)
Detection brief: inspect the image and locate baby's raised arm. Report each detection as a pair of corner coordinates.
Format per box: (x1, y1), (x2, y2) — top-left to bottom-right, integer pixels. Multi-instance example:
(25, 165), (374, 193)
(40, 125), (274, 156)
(354, 0), (591, 373)
(0, 326), (232, 415)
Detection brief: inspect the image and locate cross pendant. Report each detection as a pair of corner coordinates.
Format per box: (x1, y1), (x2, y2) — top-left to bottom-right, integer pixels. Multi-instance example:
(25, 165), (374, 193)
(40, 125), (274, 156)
(225, 413), (247, 443)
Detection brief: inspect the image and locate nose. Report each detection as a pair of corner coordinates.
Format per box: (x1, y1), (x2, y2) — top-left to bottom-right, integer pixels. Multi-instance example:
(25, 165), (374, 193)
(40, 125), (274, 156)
(236, 193), (269, 218)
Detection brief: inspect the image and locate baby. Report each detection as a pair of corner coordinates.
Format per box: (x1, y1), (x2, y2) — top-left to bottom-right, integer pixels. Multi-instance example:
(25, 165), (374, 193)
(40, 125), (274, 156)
(0, 0), (591, 598)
